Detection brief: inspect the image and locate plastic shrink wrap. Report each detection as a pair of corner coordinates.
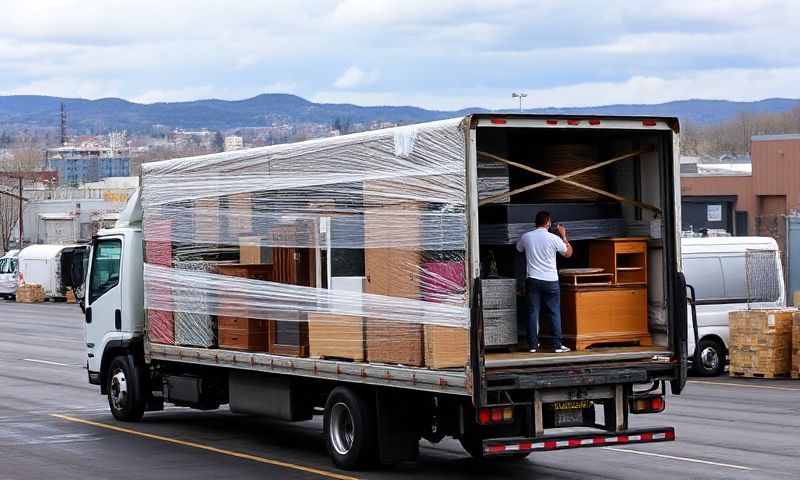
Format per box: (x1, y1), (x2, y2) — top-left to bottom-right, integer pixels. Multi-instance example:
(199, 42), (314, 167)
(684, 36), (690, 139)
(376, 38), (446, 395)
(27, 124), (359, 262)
(141, 118), (471, 368)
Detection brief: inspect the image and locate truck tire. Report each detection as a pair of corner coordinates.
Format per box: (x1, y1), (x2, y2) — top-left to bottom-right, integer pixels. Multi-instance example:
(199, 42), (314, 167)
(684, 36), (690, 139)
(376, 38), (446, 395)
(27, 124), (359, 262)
(693, 338), (725, 377)
(324, 387), (377, 469)
(107, 355), (146, 422)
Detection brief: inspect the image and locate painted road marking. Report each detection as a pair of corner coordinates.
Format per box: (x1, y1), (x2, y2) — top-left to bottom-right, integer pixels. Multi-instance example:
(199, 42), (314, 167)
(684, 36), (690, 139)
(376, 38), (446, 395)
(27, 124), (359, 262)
(51, 414), (359, 480)
(689, 380), (800, 392)
(604, 447), (754, 471)
(22, 358), (81, 367)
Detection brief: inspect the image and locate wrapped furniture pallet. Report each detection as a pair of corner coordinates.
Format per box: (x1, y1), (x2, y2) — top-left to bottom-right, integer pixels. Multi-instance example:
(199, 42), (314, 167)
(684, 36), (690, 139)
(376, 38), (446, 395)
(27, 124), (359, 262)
(140, 118), (470, 370)
(729, 309), (794, 378)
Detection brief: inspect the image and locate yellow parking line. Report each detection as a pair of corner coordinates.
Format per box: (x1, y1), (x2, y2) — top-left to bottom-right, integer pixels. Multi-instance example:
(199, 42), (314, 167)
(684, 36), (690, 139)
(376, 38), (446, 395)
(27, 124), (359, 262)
(688, 380), (800, 392)
(50, 414), (359, 480)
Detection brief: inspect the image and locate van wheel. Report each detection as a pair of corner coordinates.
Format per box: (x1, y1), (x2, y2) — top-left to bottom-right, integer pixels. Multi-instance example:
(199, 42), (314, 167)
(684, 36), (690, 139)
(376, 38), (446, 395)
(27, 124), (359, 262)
(693, 338), (725, 377)
(107, 355), (145, 422)
(324, 387), (377, 469)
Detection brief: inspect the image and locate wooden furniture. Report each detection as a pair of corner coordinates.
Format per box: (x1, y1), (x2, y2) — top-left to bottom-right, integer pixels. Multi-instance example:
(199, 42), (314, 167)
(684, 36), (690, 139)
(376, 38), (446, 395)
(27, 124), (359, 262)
(560, 285), (652, 350)
(308, 313), (366, 361)
(267, 224), (314, 357)
(216, 264), (273, 352)
(589, 238), (648, 285)
(363, 193), (426, 366)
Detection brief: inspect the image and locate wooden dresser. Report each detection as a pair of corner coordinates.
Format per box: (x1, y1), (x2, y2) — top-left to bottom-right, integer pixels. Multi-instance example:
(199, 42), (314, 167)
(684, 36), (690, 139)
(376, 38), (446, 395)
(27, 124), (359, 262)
(561, 237), (652, 350)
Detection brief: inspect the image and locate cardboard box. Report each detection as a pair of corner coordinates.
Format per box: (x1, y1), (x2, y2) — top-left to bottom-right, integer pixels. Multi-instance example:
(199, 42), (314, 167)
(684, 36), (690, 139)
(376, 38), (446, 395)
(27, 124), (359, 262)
(424, 325), (469, 369)
(308, 313), (366, 361)
(729, 309), (795, 377)
(16, 284), (45, 303)
(239, 236), (272, 264)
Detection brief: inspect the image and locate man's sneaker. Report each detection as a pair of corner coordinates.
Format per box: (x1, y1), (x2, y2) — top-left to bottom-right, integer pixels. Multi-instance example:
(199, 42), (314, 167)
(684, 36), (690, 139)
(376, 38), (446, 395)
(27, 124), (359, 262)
(554, 346), (571, 353)
(529, 346), (539, 353)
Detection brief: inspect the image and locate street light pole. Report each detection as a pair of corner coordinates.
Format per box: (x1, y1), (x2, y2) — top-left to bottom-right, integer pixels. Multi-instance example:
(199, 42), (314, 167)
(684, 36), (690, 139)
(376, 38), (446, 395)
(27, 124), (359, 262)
(511, 92), (528, 112)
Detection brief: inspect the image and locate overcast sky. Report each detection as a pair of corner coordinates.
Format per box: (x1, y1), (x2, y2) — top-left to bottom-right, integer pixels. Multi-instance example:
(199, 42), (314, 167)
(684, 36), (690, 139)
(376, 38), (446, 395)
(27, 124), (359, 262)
(1, 0), (798, 110)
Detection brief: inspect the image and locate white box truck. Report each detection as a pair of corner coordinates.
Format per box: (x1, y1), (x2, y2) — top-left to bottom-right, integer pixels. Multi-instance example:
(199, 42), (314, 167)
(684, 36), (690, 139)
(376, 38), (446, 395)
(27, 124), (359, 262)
(69, 114), (689, 469)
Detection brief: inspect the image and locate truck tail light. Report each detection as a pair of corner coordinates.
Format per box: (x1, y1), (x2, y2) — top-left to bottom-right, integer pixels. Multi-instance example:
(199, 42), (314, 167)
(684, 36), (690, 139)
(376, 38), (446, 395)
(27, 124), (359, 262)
(642, 119), (657, 127)
(546, 119), (559, 125)
(478, 406), (514, 425)
(588, 119), (601, 125)
(490, 118), (507, 125)
(630, 395), (665, 414)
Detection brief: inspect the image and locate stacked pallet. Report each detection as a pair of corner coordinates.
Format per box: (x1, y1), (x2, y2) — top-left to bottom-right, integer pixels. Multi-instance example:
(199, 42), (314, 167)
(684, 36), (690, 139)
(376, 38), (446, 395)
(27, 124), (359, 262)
(793, 313), (800, 379)
(729, 309), (794, 378)
(16, 284), (45, 303)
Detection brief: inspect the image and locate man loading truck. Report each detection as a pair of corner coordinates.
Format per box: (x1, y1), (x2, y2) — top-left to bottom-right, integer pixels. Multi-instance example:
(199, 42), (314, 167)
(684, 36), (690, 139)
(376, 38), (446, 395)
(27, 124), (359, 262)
(516, 211), (573, 353)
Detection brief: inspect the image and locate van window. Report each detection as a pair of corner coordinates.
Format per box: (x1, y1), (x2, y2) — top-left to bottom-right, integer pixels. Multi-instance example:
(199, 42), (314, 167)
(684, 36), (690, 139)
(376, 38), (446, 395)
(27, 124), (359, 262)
(720, 256), (747, 300)
(682, 257), (724, 301)
(0, 258), (9, 274)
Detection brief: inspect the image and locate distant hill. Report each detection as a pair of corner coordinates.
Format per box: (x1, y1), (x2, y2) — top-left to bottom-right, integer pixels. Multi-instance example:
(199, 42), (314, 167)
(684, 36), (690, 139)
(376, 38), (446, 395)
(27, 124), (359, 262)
(0, 94), (797, 134)
(524, 98), (800, 125)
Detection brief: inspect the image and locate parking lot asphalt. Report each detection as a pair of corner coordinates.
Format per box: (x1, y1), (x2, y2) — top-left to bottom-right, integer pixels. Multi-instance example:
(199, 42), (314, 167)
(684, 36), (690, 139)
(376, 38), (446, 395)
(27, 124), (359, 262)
(1, 300), (798, 480)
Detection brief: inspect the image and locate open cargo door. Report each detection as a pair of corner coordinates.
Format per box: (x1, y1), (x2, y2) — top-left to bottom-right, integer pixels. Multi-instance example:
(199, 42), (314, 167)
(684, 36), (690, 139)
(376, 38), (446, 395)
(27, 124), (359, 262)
(61, 245), (89, 303)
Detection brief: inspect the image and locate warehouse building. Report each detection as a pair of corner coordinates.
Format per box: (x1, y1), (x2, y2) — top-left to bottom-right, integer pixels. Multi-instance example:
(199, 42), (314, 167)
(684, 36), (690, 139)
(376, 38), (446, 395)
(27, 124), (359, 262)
(681, 134), (800, 237)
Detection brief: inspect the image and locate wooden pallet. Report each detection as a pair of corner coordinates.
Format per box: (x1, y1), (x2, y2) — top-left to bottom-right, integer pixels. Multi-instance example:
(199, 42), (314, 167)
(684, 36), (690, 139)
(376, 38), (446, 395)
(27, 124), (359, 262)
(730, 370), (790, 379)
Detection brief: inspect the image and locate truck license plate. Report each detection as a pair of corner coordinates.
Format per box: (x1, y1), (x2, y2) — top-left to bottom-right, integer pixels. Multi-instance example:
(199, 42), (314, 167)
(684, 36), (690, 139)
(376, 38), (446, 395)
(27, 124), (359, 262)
(554, 409), (584, 427)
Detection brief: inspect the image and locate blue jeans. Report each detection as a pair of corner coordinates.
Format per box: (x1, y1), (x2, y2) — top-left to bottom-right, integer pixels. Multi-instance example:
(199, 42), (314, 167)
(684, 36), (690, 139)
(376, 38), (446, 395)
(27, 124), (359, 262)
(525, 278), (562, 349)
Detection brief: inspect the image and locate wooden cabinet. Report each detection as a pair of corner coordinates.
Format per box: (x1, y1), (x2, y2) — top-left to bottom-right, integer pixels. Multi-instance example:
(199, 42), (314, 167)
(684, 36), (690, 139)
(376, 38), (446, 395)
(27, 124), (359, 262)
(589, 237), (648, 285)
(561, 286), (652, 350)
(363, 194), (426, 366)
(216, 264), (273, 352)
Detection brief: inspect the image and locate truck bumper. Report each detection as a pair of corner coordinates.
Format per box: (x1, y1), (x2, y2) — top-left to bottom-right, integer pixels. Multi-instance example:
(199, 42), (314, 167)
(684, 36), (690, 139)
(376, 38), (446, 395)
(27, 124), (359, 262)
(483, 427), (675, 456)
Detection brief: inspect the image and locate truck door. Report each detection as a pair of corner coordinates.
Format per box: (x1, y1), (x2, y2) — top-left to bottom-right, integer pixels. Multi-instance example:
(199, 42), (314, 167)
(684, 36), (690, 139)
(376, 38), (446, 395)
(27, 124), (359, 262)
(85, 237), (123, 373)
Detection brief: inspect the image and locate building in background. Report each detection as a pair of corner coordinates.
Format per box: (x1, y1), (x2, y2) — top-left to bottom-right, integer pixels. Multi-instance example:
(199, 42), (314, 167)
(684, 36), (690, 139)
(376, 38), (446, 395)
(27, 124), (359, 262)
(10, 176), (137, 245)
(224, 135), (244, 151)
(45, 146), (131, 185)
(681, 134), (800, 277)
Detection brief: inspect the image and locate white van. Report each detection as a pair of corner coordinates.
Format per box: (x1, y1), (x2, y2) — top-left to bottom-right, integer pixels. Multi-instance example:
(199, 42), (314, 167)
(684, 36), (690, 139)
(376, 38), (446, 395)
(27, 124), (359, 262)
(0, 249), (20, 299)
(681, 237), (785, 376)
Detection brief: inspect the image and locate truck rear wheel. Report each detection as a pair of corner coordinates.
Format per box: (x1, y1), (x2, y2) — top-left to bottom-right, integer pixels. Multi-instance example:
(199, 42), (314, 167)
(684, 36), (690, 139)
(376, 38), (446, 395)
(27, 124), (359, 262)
(324, 387), (377, 469)
(693, 338), (725, 377)
(107, 355), (145, 422)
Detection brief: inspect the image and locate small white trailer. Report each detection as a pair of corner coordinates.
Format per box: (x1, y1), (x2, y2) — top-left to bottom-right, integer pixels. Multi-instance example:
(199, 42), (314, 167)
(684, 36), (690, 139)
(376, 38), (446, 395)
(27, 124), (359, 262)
(17, 244), (86, 299)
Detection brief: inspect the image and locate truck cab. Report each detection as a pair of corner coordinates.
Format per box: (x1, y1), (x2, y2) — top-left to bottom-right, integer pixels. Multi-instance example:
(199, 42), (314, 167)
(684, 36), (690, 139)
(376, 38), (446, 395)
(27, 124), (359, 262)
(83, 227), (144, 382)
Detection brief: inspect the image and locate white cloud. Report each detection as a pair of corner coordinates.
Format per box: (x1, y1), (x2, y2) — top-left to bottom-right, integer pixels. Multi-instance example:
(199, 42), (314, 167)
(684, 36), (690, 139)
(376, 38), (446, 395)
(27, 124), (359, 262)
(315, 67), (800, 110)
(333, 66), (379, 89)
(0, 0), (798, 109)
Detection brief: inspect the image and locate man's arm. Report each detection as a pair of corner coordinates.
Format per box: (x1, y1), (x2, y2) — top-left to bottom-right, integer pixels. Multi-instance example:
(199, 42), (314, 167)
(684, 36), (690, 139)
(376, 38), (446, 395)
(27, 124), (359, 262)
(516, 234), (525, 253)
(556, 224), (573, 258)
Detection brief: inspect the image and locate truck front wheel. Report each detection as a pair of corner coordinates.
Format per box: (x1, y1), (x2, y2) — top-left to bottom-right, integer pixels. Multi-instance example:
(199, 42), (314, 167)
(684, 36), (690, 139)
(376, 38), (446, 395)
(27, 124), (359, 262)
(107, 355), (146, 422)
(324, 387), (377, 469)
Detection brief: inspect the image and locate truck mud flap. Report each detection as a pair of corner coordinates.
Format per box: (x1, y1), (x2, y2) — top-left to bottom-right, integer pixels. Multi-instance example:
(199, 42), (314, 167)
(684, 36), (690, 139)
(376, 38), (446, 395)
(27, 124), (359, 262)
(483, 426), (675, 456)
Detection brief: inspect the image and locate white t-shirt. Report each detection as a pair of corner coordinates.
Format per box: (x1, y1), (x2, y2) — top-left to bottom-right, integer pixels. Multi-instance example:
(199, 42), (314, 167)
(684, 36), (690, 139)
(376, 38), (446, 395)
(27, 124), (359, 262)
(516, 228), (568, 282)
